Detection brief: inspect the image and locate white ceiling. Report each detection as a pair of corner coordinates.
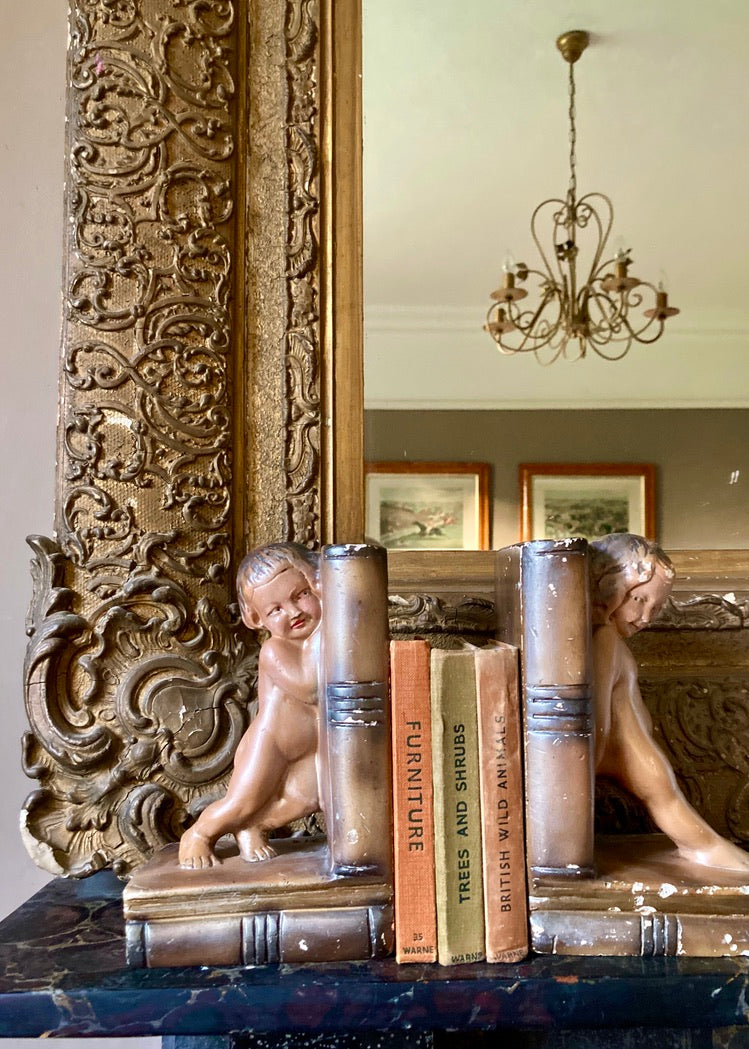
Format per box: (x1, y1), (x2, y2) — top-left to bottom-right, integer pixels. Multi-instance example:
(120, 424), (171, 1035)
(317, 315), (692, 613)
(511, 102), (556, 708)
(362, 0), (749, 409)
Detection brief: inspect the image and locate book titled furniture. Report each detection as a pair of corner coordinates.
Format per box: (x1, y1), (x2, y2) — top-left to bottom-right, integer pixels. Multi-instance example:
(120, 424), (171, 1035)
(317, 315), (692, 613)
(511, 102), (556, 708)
(390, 639), (438, 962)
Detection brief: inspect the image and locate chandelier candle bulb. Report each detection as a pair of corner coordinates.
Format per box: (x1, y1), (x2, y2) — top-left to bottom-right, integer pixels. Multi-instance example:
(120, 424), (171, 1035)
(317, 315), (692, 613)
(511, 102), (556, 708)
(613, 238), (629, 263)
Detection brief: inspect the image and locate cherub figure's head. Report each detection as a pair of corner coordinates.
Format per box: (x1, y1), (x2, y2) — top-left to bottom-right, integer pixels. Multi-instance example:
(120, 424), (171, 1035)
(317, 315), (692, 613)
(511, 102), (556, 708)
(236, 543), (321, 641)
(590, 533), (674, 637)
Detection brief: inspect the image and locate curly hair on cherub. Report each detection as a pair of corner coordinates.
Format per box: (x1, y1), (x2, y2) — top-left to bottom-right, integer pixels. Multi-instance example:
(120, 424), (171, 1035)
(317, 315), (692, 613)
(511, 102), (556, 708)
(590, 532), (674, 626)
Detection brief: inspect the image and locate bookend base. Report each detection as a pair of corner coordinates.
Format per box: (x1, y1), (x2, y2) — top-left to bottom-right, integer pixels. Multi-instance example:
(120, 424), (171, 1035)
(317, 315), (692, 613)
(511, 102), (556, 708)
(123, 838), (393, 967)
(529, 833), (749, 957)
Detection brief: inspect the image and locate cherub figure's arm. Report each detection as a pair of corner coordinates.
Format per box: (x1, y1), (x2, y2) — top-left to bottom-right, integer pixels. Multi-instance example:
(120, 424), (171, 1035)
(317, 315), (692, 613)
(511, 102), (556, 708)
(258, 632), (320, 708)
(592, 625), (617, 768)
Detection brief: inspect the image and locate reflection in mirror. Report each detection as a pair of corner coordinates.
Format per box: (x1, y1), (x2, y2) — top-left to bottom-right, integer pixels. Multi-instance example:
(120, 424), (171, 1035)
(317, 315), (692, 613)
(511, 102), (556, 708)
(362, 0), (749, 549)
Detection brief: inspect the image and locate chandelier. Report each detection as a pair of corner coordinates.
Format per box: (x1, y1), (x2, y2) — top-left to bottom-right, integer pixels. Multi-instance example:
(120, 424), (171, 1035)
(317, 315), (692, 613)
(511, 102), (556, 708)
(484, 30), (679, 364)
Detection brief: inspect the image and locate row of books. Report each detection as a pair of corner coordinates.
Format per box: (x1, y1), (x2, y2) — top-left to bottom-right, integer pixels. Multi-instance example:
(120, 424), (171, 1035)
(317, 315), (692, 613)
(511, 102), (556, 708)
(390, 638), (528, 964)
(390, 539), (596, 964)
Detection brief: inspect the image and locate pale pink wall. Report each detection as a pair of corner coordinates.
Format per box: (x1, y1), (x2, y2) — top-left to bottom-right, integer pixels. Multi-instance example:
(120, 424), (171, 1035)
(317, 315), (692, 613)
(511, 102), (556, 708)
(0, 5), (159, 1047)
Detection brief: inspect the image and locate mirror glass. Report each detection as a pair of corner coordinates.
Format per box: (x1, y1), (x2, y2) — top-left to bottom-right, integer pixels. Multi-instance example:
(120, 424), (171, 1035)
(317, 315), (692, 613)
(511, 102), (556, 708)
(362, 0), (749, 549)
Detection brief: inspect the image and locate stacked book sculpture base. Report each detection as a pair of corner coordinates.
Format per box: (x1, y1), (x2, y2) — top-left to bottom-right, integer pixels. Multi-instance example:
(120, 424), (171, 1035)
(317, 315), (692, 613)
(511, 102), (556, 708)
(124, 838), (393, 967)
(530, 834), (749, 957)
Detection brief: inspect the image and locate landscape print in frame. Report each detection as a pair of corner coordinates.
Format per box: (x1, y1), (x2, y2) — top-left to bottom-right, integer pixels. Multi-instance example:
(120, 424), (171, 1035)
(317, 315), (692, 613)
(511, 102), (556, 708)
(365, 461), (491, 551)
(520, 462), (655, 542)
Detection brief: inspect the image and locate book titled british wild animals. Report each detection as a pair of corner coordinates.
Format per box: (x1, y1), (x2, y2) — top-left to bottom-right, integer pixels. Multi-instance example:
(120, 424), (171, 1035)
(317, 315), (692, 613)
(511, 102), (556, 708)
(474, 641), (529, 963)
(390, 639), (437, 963)
(430, 646), (485, 965)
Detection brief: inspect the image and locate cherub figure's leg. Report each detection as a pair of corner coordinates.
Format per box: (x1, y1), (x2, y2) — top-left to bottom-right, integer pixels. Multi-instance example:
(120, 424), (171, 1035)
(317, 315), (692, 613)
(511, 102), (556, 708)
(178, 712), (290, 869)
(603, 697), (749, 873)
(235, 752), (320, 861)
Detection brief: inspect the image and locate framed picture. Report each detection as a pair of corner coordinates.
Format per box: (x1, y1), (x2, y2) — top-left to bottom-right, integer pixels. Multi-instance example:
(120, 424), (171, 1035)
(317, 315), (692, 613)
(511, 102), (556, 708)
(365, 461), (491, 550)
(519, 462), (655, 542)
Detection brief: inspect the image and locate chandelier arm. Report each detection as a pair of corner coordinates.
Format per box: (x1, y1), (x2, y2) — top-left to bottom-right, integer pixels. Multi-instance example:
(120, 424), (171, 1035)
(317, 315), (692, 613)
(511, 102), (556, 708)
(534, 342), (568, 366)
(511, 289), (561, 343)
(577, 193), (614, 294)
(584, 277), (630, 334)
(509, 264), (561, 327)
(587, 290), (666, 348)
(607, 279), (670, 342)
(530, 198), (567, 283)
(629, 321), (667, 344)
(488, 287), (563, 355)
(587, 338), (634, 362)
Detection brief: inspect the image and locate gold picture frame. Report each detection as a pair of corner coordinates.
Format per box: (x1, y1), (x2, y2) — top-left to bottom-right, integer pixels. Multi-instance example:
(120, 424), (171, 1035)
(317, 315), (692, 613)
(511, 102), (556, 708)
(20, 0), (362, 879)
(519, 462), (656, 543)
(365, 461), (491, 551)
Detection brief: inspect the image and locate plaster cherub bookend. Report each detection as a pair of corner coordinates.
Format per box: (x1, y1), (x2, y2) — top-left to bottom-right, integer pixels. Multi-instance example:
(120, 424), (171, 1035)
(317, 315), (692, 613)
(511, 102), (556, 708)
(178, 542), (324, 870)
(123, 542), (393, 967)
(497, 533), (749, 957)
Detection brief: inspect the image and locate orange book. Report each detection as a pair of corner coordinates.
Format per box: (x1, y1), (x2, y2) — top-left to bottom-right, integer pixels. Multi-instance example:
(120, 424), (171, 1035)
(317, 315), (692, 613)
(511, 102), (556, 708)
(390, 640), (437, 963)
(475, 642), (529, 963)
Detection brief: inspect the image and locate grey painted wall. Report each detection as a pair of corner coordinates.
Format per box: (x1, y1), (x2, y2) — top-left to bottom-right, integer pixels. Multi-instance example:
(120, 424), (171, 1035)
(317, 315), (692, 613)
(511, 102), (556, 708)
(365, 409), (749, 550)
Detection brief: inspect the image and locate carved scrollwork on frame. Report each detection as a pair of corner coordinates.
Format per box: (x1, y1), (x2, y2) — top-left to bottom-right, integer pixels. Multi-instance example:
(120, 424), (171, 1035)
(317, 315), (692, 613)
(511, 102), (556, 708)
(61, 0), (236, 594)
(651, 593), (749, 631)
(23, 534), (257, 876)
(641, 676), (749, 846)
(22, 0), (328, 877)
(284, 0), (322, 546)
(388, 593), (496, 649)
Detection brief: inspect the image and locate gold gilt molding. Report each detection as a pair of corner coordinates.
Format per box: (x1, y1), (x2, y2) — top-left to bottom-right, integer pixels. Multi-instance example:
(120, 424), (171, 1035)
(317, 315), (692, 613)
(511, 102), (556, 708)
(282, 0), (322, 546)
(22, 0), (332, 877)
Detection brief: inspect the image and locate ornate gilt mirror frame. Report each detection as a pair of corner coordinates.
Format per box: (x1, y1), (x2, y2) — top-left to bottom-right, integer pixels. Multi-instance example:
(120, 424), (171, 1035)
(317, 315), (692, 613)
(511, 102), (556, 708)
(22, 0), (363, 878)
(20, 0), (749, 880)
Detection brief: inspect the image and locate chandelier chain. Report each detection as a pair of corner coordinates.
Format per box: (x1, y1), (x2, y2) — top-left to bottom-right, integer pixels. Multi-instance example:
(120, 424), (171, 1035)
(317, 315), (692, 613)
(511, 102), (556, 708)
(567, 60), (577, 207)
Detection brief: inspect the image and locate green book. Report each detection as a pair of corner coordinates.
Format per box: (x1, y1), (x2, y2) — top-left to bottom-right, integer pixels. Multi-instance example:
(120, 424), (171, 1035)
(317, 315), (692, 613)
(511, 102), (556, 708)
(430, 647), (485, 965)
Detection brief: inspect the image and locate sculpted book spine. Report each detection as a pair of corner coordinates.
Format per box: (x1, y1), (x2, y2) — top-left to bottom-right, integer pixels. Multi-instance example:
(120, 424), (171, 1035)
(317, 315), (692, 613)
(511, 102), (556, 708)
(530, 908), (749, 958)
(430, 647), (485, 965)
(320, 544), (392, 879)
(475, 642), (529, 963)
(127, 903), (394, 967)
(495, 539), (594, 880)
(390, 639), (438, 963)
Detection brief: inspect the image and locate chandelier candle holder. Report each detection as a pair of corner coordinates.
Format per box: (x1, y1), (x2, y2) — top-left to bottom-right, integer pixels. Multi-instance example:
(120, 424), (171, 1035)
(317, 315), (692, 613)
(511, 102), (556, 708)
(484, 30), (679, 364)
